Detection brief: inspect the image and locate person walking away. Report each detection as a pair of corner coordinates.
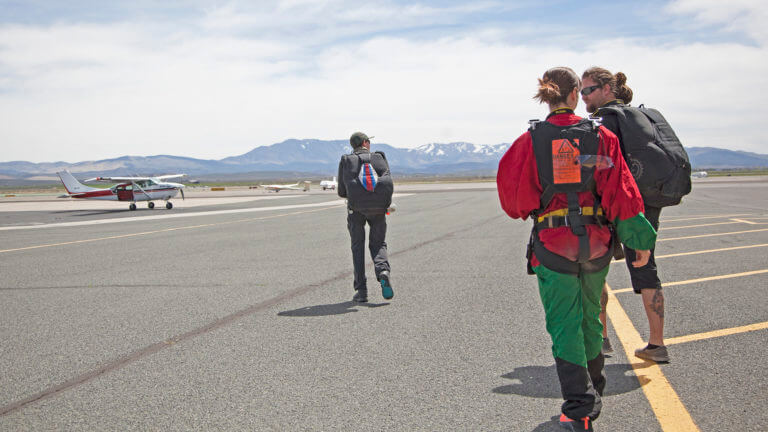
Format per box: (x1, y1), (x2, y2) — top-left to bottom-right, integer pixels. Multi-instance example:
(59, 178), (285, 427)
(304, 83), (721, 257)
(581, 67), (669, 362)
(337, 132), (394, 302)
(497, 67), (656, 431)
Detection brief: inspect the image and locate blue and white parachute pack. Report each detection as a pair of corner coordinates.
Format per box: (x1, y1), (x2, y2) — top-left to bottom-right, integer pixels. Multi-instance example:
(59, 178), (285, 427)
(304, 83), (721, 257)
(358, 161), (379, 192)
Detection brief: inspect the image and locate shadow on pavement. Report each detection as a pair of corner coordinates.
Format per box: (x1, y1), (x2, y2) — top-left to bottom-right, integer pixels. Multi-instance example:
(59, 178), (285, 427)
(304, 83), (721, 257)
(493, 362), (643, 398)
(531, 415), (562, 431)
(277, 301), (390, 317)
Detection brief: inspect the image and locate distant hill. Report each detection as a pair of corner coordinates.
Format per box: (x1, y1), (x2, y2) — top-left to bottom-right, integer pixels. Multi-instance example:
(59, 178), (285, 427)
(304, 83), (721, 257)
(0, 139), (511, 183)
(0, 140), (765, 184)
(686, 147), (768, 169)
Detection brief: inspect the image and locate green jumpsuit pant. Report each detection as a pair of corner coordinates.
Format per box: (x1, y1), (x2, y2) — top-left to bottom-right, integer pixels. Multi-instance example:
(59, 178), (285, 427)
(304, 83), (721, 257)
(534, 263), (608, 420)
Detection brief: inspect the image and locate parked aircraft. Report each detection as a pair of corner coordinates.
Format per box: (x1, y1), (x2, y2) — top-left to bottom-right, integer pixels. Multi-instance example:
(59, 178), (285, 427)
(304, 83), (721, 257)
(692, 171), (708, 178)
(320, 176), (337, 190)
(57, 170), (186, 210)
(260, 181), (311, 192)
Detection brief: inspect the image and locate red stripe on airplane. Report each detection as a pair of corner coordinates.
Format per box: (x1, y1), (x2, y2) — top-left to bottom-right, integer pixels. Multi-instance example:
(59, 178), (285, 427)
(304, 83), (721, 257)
(73, 190), (114, 198)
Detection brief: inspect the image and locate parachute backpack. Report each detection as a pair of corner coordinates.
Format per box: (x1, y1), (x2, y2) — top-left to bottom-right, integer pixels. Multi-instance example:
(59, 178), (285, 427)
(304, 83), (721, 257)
(597, 103), (691, 207)
(342, 151), (394, 212)
(526, 117), (616, 275)
(358, 155), (379, 192)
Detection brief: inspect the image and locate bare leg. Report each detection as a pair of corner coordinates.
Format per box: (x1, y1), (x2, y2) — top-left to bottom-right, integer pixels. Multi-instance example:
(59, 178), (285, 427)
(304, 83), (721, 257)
(599, 283), (609, 338)
(641, 288), (665, 346)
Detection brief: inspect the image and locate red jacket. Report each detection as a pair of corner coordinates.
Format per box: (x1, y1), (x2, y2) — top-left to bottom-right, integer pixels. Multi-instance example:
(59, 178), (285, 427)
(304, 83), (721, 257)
(497, 112), (646, 267)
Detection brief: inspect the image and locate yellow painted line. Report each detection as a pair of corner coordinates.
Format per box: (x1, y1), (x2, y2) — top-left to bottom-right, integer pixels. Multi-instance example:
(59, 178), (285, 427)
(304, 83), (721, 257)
(606, 290), (700, 431)
(612, 243), (768, 264)
(0, 205), (343, 254)
(665, 321), (768, 346)
(609, 269), (768, 294)
(659, 221), (741, 231)
(730, 218), (768, 225)
(730, 218), (757, 225)
(657, 228), (768, 242)
(661, 214), (751, 223)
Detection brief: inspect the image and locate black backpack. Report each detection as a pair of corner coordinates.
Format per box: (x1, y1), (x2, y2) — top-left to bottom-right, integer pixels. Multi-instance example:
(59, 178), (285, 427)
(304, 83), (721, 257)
(598, 104), (691, 207)
(342, 151), (393, 212)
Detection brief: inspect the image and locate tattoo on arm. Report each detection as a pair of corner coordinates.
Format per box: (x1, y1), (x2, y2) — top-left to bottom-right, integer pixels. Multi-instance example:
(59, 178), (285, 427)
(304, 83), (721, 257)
(651, 289), (664, 318)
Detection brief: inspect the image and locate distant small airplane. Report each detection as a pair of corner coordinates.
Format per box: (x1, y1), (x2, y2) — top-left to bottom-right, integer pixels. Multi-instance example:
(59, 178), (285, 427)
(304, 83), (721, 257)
(691, 171), (708, 178)
(260, 181), (311, 192)
(57, 170), (186, 210)
(320, 176), (337, 190)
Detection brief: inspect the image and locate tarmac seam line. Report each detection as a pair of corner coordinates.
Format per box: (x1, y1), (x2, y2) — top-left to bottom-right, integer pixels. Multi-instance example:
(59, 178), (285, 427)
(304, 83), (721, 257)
(0, 212), (502, 418)
(0, 205), (346, 254)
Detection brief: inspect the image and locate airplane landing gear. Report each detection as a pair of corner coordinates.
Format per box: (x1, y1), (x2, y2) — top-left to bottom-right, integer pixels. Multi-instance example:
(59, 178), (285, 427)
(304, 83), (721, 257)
(129, 203), (137, 211)
(166, 202), (173, 209)
(148, 202), (155, 209)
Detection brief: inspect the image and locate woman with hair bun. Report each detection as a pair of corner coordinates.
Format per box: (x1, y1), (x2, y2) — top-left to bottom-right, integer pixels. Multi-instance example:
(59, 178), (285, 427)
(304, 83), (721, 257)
(496, 67), (657, 431)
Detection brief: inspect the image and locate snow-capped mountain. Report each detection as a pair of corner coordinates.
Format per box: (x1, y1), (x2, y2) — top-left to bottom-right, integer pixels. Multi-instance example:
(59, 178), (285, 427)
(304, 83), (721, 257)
(0, 139), (513, 180)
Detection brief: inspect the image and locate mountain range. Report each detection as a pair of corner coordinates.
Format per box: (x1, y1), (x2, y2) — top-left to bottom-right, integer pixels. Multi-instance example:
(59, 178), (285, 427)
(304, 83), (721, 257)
(0, 140), (766, 184)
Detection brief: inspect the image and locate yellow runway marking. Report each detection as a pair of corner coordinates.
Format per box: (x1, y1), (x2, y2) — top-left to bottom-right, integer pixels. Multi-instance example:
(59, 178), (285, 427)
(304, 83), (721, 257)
(0, 205), (343, 254)
(612, 243), (768, 264)
(606, 290), (700, 431)
(661, 214), (752, 223)
(657, 228), (768, 242)
(730, 218), (768, 225)
(665, 322), (768, 346)
(660, 221), (741, 231)
(730, 218), (757, 225)
(610, 269), (768, 294)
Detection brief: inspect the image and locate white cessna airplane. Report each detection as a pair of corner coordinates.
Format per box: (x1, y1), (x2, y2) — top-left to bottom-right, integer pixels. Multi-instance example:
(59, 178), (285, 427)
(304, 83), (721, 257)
(259, 181), (311, 192)
(319, 176), (337, 190)
(57, 170), (186, 210)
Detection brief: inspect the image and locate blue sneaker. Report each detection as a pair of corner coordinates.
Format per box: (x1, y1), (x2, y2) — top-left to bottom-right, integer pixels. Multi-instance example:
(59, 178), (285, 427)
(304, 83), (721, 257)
(379, 273), (394, 300)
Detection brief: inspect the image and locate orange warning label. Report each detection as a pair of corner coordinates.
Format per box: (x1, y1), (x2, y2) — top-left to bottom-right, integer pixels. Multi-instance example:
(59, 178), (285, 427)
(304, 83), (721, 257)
(552, 138), (580, 184)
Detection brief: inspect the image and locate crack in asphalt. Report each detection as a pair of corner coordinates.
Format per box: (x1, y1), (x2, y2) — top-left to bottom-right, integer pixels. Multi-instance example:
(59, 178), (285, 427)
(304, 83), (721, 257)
(0, 213), (504, 417)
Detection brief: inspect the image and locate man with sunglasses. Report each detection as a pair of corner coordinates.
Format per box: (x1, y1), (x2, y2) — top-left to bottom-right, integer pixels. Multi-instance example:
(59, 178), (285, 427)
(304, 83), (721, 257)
(581, 67), (669, 363)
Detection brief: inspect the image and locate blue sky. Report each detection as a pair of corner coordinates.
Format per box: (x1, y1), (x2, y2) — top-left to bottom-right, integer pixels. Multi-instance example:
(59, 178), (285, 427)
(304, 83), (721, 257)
(1, 0), (765, 162)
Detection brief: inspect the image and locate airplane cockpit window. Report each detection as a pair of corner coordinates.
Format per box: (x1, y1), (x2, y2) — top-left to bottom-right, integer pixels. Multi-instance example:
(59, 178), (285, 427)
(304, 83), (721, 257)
(147, 179), (157, 186)
(135, 180), (147, 188)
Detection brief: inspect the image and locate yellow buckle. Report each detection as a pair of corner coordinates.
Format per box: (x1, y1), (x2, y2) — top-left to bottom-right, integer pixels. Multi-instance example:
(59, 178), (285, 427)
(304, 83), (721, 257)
(538, 206), (603, 223)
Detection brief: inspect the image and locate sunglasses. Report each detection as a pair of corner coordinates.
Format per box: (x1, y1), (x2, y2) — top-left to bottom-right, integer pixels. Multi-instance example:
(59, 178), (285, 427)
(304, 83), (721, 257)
(580, 85), (601, 96)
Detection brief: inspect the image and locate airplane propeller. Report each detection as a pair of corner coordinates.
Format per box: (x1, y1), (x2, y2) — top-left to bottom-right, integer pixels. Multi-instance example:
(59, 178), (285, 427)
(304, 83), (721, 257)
(180, 187), (185, 200)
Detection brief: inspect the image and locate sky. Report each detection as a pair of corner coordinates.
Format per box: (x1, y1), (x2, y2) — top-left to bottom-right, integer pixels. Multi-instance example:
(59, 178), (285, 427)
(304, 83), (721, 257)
(0, 0), (766, 163)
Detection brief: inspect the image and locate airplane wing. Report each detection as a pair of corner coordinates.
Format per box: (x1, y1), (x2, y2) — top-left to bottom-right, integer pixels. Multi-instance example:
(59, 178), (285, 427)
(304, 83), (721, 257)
(84, 176), (151, 183)
(156, 174), (187, 181)
(84, 174), (186, 182)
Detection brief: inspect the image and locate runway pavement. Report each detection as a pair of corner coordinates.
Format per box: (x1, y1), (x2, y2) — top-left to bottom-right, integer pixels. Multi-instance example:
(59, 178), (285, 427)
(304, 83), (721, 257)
(0, 179), (766, 431)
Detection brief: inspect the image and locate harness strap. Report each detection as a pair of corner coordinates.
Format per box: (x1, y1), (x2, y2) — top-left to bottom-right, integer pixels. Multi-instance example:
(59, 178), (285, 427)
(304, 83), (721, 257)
(537, 206), (603, 222)
(565, 193), (590, 263)
(535, 214), (608, 230)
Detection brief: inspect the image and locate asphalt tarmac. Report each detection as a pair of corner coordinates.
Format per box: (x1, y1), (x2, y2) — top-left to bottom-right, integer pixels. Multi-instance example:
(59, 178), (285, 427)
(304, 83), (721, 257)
(0, 179), (766, 431)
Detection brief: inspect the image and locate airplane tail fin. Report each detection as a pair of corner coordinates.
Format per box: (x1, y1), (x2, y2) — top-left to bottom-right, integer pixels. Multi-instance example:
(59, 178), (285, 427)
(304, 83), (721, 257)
(57, 170), (100, 195)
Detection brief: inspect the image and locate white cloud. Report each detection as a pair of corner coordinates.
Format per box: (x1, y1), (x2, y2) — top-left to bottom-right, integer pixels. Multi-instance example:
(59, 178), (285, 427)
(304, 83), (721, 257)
(666, 0), (768, 45)
(0, 2), (766, 162)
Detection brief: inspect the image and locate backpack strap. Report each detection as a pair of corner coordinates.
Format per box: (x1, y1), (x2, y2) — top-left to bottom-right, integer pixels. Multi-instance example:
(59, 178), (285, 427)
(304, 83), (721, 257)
(357, 152), (372, 164)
